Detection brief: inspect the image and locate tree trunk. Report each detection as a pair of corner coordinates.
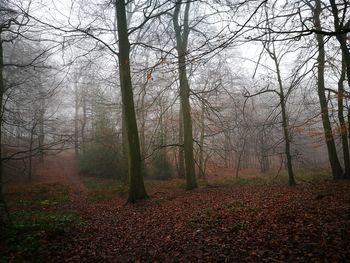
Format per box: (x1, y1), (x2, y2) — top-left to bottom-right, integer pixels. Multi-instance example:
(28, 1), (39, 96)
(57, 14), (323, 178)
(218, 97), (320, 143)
(329, 0), (350, 92)
(74, 81), (79, 158)
(235, 134), (247, 179)
(116, 0), (148, 202)
(329, 0), (350, 179)
(0, 30), (9, 224)
(224, 132), (230, 168)
(178, 54), (197, 189)
(28, 123), (36, 182)
(0, 31), (3, 201)
(38, 88), (45, 162)
(173, 0), (198, 190)
(337, 52), (350, 178)
(314, 0), (343, 180)
(259, 128), (269, 173)
(268, 42), (296, 186)
(198, 103), (205, 178)
(178, 106), (185, 178)
(121, 105), (128, 184)
(81, 88), (87, 154)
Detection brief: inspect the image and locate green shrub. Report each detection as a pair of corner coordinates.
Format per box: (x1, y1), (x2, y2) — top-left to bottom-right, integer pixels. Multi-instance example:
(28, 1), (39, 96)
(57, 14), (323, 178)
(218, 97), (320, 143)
(82, 176), (127, 201)
(79, 103), (127, 180)
(79, 141), (124, 178)
(149, 151), (173, 180)
(2, 210), (80, 259)
(5, 183), (70, 207)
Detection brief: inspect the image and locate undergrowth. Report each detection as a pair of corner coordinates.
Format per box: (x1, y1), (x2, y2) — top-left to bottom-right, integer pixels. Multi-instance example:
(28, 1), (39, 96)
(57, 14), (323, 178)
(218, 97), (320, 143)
(1, 210), (80, 261)
(4, 183), (70, 207)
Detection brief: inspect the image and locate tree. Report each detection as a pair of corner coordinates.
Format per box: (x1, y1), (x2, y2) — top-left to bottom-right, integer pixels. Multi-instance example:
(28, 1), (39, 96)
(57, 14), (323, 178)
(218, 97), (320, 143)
(329, 0), (350, 179)
(262, 40), (296, 186)
(0, 0), (29, 224)
(0, 8), (7, 224)
(115, 0), (148, 202)
(313, 0), (343, 180)
(172, 0), (198, 190)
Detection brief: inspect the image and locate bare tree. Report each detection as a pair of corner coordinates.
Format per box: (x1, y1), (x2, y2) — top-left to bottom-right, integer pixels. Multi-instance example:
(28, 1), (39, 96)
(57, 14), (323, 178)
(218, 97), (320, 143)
(172, 0), (197, 190)
(313, 0), (343, 179)
(115, 0), (148, 202)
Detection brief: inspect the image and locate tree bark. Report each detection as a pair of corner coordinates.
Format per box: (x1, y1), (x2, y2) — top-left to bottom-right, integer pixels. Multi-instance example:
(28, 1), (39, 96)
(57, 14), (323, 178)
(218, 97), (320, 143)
(329, 0), (350, 92)
(273, 50), (296, 186)
(329, 0), (350, 179)
(0, 29), (9, 224)
(178, 106), (185, 178)
(173, 0), (197, 190)
(198, 103), (205, 178)
(264, 40), (296, 185)
(337, 52), (350, 178)
(38, 87), (45, 162)
(28, 123), (36, 182)
(81, 88), (87, 154)
(74, 81), (80, 158)
(116, 0), (148, 202)
(314, 0), (343, 180)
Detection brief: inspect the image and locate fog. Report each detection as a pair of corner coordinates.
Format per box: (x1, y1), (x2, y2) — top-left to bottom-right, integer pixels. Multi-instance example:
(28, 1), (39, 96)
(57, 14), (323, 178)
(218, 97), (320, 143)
(1, 0), (349, 196)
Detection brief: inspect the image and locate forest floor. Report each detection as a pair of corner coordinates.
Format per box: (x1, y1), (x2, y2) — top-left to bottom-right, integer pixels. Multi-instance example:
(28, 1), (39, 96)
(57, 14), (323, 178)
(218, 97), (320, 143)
(1, 152), (350, 262)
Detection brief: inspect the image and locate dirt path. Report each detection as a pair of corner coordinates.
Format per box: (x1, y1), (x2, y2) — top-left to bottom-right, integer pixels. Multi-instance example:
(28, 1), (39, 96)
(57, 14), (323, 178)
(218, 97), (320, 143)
(33, 150), (87, 194)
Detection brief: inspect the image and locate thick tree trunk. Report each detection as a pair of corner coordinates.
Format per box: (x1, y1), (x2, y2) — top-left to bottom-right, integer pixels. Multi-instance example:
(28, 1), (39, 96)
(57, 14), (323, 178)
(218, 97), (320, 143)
(0, 32), (3, 203)
(173, 0), (197, 190)
(178, 54), (197, 189)
(315, 0), (343, 180)
(138, 86), (148, 178)
(337, 53), (350, 178)
(121, 105), (128, 184)
(329, 0), (350, 179)
(0, 30), (9, 224)
(329, 0), (350, 92)
(116, 0), (148, 202)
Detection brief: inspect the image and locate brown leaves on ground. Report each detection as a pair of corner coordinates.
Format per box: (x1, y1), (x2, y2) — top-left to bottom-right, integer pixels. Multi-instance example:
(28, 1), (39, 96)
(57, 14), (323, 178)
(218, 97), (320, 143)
(44, 181), (350, 262)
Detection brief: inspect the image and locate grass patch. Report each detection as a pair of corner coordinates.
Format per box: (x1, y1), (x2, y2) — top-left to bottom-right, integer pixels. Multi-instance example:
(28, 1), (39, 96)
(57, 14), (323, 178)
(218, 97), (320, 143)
(82, 169), (332, 202)
(83, 177), (186, 202)
(295, 169), (331, 183)
(83, 176), (127, 201)
(204, 168), (331, 188)
(5, 183), (70, 207)
(145, 178), (186, 191)
(205, 176), (266, 188)
(1, 210), (80, 260)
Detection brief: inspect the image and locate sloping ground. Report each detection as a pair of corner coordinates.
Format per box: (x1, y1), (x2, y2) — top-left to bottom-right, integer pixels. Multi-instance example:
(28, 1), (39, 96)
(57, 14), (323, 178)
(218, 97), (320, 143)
(45, 181), (350, 262)
(5, 151), (87, 194)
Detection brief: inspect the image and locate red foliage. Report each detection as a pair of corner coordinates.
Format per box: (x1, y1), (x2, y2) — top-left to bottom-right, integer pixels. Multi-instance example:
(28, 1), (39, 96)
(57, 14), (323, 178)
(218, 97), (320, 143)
(46, 181), (350, 262)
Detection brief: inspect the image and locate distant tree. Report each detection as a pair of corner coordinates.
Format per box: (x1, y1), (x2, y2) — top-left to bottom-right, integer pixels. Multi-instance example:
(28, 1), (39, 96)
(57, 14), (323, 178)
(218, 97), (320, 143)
(172, 0), (198, 190)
